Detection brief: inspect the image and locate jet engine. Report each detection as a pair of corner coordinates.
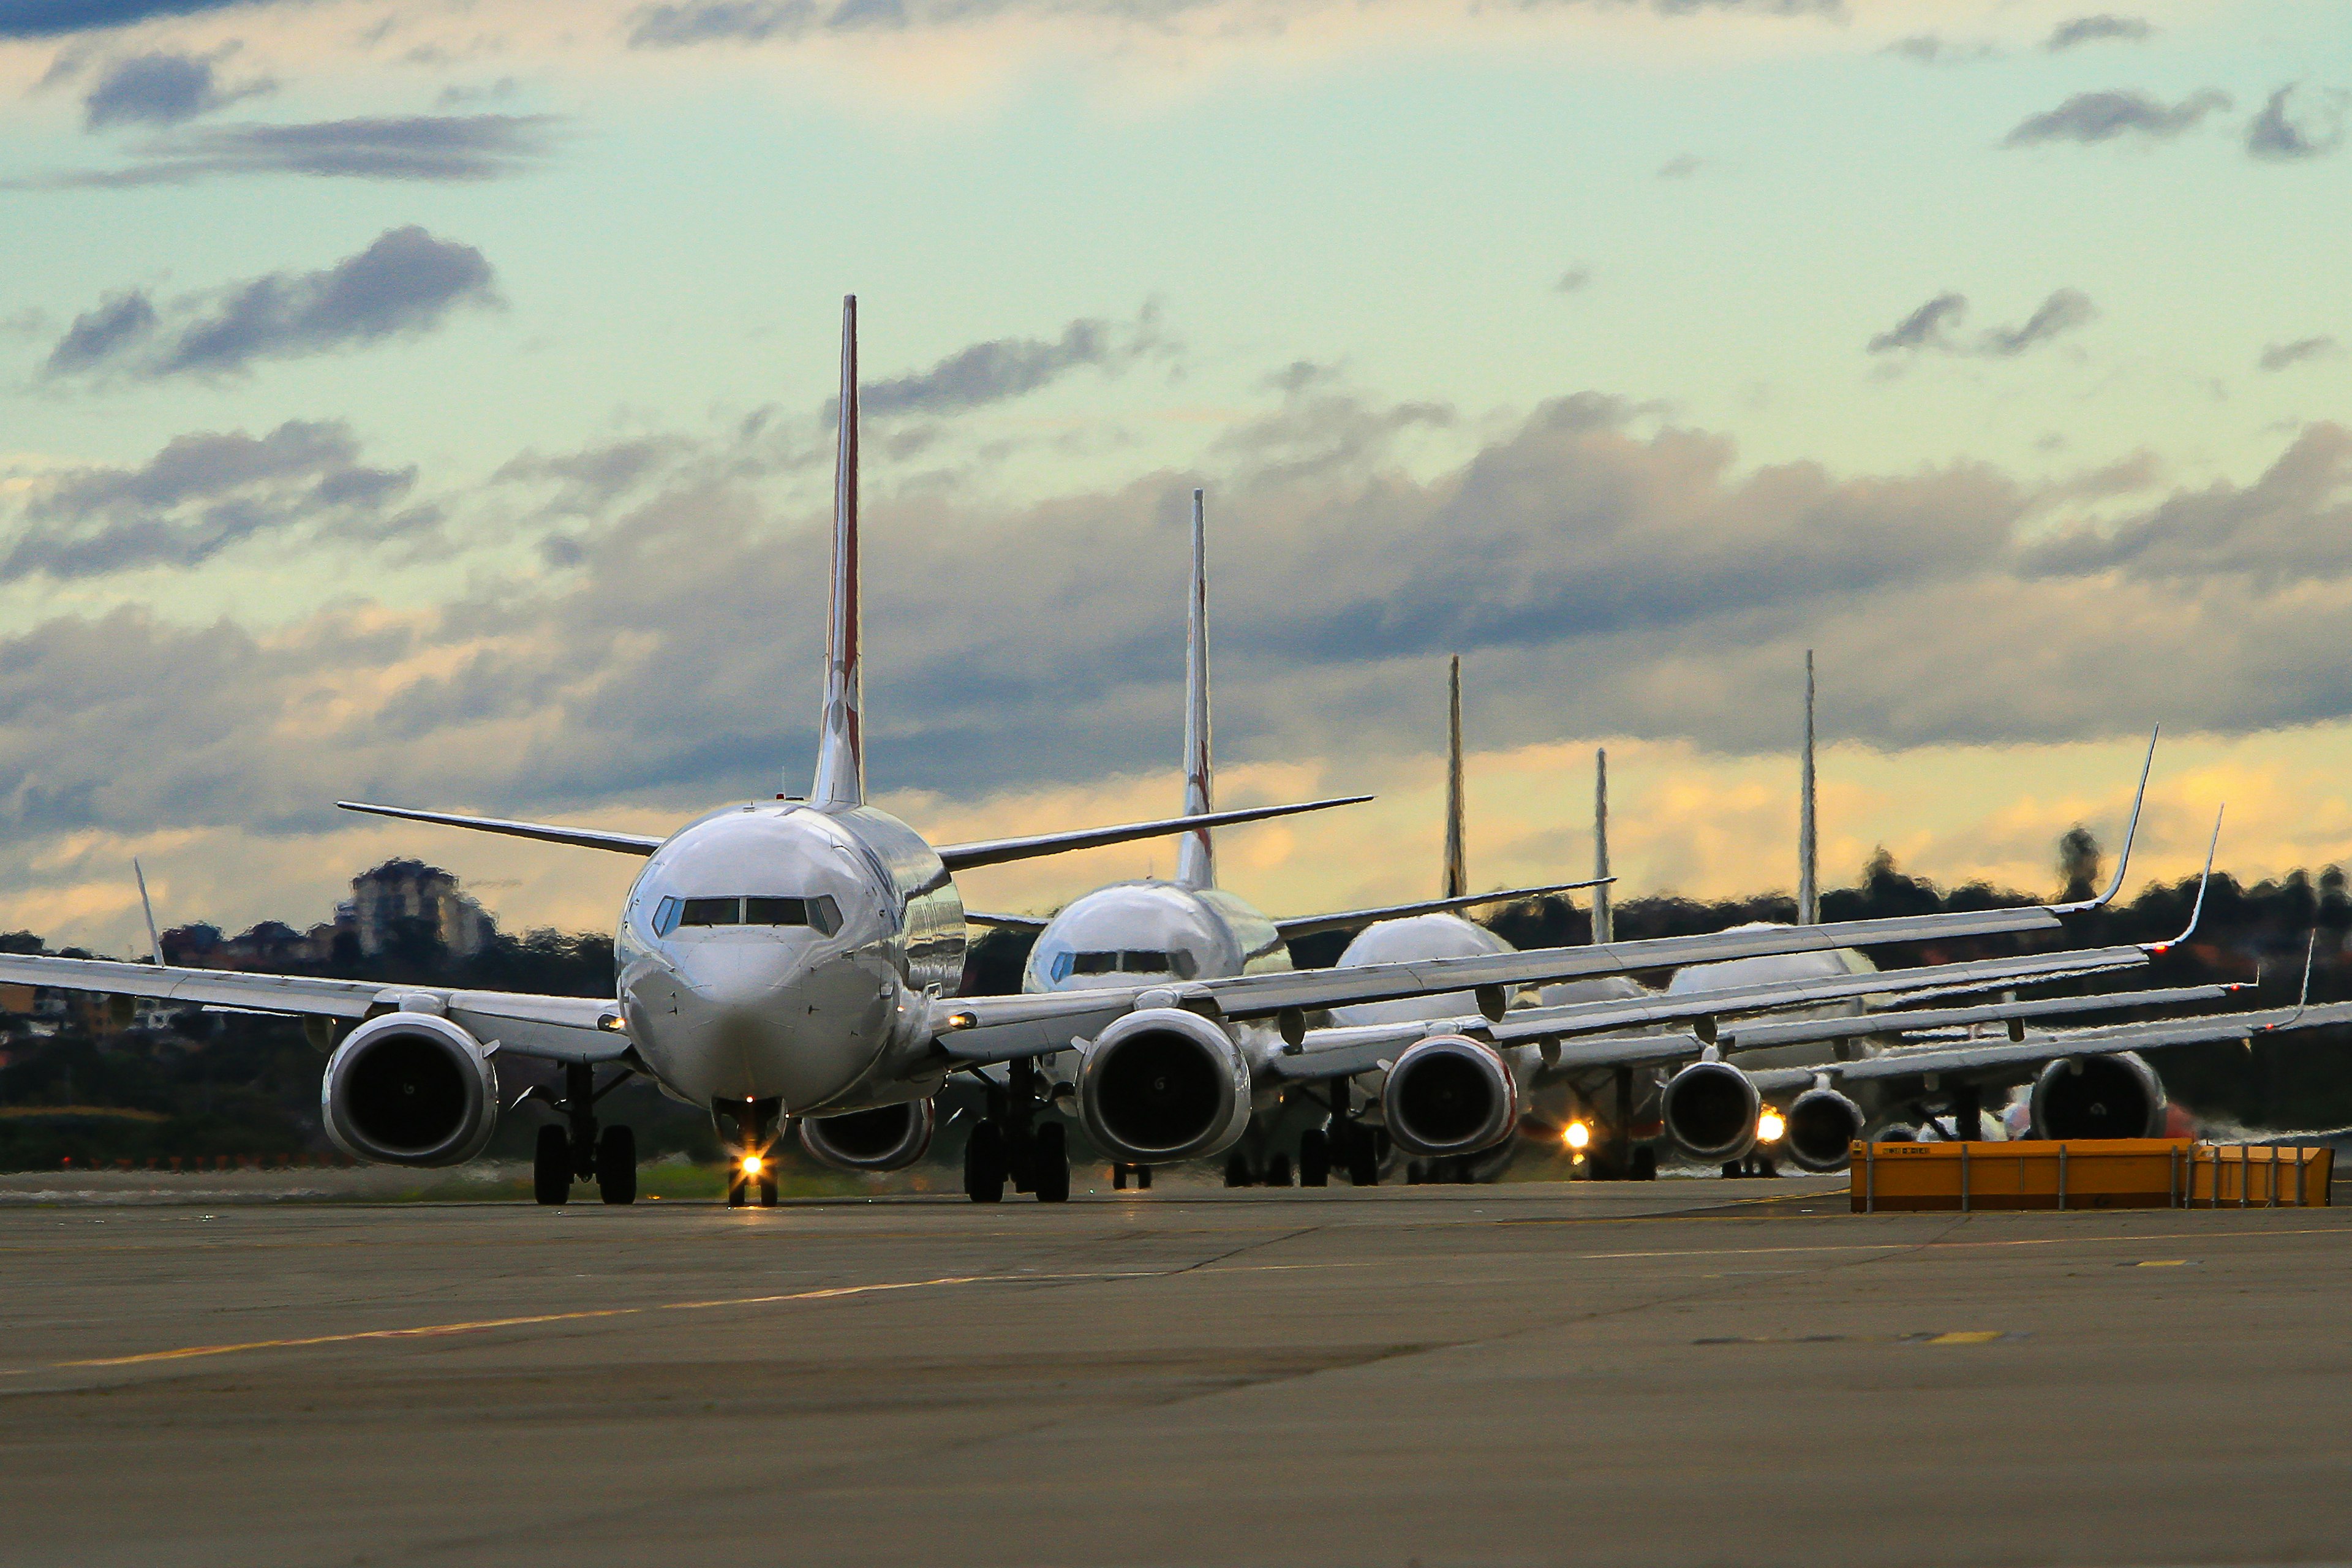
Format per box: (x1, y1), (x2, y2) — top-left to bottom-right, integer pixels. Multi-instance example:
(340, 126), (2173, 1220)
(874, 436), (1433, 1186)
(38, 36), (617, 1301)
(320, 1011), (499, 1167)
(1077, 1007), (1251, 1164)
(1782, 1087), (1866, 1172)
(2029, 1051), (2165, 1139)
(797, 1099), (935, 1172)
(1661, 1059), (1760, 1163)
(1382, 1035), (1520, 1159)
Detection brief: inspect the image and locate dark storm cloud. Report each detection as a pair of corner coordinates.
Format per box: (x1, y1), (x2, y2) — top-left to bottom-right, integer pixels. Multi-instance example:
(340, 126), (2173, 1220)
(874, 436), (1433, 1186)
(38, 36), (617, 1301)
(2003, 89), (2230, 146)
(2260, 337), (2339, 372)
(0, 0), (252, 39)
(81, 50), (269, 129)
(2247, 85), (2347, 162)
(15, 115), (557, 188)
(1868, 292), (1966, 353)
(42, 227), (497, 382)
(861, 306), (1173, 417)
(2044, 15), (2152, 51)
(4, 420), (431, 582)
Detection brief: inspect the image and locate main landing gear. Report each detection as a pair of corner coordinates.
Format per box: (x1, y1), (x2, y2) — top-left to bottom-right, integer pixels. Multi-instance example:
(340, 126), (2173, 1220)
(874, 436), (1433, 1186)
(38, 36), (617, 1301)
(962, 1056), (1069, 1204)
(1109, 1162), (1153, 1190)
(533, 1063), (638, 1206)
(719, 1098), (783, 1208)
(1581, 1069), (1659, 1183)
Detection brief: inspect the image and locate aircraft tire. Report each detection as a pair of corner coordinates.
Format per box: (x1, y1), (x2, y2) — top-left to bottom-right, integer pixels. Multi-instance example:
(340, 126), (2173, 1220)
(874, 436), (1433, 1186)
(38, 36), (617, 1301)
(1298, 1129), (1330, 1187)
(1136, 1164), (1152, 1189)
(1033, 1123), (1069, 1203)
(596, 1125), (637, 1205)
(1631, 1146), (1658, 1181)
(964, 1123), (1006, 1204)
(533, 1126), (570, 1206)
(1265, 1152), (1293, 1188)
(726, 1177), (749, 1207)
(1110, 1164), (1128, 1190)
(1223, 1151), (1253, 1188)
(758, 1176), (778, 1205)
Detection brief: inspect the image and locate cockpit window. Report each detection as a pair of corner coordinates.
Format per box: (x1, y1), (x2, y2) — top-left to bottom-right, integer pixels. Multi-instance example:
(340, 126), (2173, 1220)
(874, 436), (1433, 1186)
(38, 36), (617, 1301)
(654, 895), (841, 938)
(1047, 948), (1197, 982)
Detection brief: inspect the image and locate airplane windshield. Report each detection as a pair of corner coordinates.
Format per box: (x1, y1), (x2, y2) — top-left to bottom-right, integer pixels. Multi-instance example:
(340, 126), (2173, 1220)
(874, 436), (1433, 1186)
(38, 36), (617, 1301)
(653, 895), (842, 937)
(1049, 949), (1199, 982)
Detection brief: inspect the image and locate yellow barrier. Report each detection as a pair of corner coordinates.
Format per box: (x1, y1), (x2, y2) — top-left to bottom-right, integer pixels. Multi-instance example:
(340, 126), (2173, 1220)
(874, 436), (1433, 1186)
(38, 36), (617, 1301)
(1850, 1139), (2335, 1212)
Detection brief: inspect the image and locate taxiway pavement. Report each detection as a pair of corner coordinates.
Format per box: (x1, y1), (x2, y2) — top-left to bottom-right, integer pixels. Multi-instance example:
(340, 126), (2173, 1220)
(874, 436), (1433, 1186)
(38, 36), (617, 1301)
(4, 1178), (2348, 1567)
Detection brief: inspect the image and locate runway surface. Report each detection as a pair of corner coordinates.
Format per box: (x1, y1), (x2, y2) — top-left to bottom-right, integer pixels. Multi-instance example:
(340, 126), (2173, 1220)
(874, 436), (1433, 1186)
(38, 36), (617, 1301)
(4, 1178), (2350, 1568)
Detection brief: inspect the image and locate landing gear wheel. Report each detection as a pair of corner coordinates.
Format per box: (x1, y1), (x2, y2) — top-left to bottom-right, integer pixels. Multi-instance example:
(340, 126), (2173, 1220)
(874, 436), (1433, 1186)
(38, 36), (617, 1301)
(1345, 1132), (1379, 1187)
(1406, 1159), (1429, 1186)
(533, 1126), (571, 1206)
(1631, 1145), (1657, 1181)
(1223, 1151), (1254, 1188)
(964, 1123), (1006, 1204)
(1298, 1129), (1330, 1187)
(1135, 1164), (1152, 1190)
(1265, 1152), (1294, 1188)
(595, 1125), (637, 1205)
(1033, 1122), (1069, 1203)
(1111, 1164), (1128, 1191)
(1722, 1160), (1744, 1180)
(726, 1177), (750, 1207)
(758, 1175), (778, 1205)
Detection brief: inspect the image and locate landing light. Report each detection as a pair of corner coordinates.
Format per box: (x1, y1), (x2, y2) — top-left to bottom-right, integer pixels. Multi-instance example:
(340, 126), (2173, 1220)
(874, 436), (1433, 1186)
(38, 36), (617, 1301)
(1563, 1121), (1591, 1151)
(1757, 1109), (1787, 1144)
(741, 1154), (766, 1177)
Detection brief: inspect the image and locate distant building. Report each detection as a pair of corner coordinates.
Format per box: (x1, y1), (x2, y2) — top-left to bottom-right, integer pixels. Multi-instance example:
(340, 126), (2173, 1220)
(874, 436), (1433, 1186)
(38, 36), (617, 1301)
(346, 859), (495, 959)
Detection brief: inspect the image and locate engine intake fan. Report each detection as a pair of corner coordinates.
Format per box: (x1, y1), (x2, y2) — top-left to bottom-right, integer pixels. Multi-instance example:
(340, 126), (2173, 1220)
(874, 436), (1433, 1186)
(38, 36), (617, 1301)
(798, 1099), (935, 1172)
(1382, 1035), (1520, 1159)
(1661, 1059), (1760, 1163)
(321, 1011), (499, 1167)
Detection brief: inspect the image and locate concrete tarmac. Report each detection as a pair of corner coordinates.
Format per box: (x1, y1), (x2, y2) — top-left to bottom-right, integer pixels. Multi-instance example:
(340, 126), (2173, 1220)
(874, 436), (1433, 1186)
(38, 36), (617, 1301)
(4, 1178), (2350, 1568)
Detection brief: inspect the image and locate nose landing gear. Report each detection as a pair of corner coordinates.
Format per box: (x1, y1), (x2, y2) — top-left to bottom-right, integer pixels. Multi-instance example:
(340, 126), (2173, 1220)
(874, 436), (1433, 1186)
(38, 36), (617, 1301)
(532, 1063), (639, 1206)
(718, 1098), (783, 1207)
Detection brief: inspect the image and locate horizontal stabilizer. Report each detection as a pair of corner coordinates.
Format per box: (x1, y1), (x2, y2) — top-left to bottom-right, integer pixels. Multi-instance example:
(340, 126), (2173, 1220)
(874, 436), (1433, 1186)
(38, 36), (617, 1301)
(337, 801), (663, 856)
(935, 794), (1370, 873)
(1273, 876), (1613, 941)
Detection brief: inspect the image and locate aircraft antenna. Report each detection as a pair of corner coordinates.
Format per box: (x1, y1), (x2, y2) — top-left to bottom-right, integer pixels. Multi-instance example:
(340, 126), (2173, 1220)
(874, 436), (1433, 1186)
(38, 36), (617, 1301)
(811, 294), (865, 807)
(1176, 489), (1216, 890)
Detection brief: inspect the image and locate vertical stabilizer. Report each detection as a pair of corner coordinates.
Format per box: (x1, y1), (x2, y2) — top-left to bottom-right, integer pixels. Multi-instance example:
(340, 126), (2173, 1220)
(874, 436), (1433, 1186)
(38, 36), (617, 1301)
(1797, 649), (1818, 924)
(1442, 655), (1467, 900)
(1175, 489), (1216, 890)
(1591, 749), (1613, 944)
(133, 859), (162, 966)
(811, 295), (865, 807)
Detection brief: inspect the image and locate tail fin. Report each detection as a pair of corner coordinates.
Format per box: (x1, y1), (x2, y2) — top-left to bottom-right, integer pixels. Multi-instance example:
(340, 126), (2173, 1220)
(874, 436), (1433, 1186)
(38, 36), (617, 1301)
(1442, 654), (1466, 899)
(1591, 748), (1613, 944)
(1175, 489), (1215, 890)
(1797, 649), (1818, 924)
(811, 295), (865, 807)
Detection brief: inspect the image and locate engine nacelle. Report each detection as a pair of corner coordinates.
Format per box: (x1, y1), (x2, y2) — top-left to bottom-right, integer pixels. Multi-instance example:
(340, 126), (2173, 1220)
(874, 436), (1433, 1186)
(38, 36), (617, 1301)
(797, 1099), (935, 1172)
(1661, 1059), (1761, 1163)
(2030, 1051), (2165, 1139)
(1382, 1035), (1520, 1158)
(1077, 1007), (1251, 1164)
(320, 1011), (499, 1167)
(1782, 1087), (1865, 1172)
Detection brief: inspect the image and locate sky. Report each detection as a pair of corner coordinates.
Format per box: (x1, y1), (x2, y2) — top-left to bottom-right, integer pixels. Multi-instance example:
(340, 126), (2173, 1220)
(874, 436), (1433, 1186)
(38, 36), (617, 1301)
(0, 0), (2347, 952)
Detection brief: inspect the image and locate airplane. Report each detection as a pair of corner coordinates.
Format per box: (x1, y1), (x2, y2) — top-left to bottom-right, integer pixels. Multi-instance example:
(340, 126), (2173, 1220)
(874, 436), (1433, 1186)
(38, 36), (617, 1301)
(960, 496), (1609, 1196)
(0, 299), (2157, 1208)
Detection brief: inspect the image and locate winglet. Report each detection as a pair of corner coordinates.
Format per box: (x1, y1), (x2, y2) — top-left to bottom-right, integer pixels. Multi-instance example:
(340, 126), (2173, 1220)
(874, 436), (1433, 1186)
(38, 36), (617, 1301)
(132, 859), (162, 967)
(1797, 649), (1817, 925)
(2051, 726), (2156, 913)
(1443, 655), (1466, 900)
(2143, 802), (2221, 954)
(811, 293), (865, 807)
(1591, 747), (1613, 945)
(1175, 489), (1216, 891)
(2260, 930), (2318, 1035)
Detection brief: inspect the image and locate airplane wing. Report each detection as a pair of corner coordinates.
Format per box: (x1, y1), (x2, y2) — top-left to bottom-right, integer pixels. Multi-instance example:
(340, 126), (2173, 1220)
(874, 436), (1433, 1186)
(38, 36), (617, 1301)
(962, 912), (1051, 933)
(932, 794), (1370, 872)
(336, 801), (665, 854)
(1717, 984), (2245, 1052)
(930, 903), (2068, 1065)
(0, 952), (627, 1063)
(1270, 877), (1614, 941)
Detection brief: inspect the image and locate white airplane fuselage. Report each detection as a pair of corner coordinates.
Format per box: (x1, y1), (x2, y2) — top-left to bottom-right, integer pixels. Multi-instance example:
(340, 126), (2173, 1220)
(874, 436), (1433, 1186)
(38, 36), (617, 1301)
(614, 801), (966, 1115)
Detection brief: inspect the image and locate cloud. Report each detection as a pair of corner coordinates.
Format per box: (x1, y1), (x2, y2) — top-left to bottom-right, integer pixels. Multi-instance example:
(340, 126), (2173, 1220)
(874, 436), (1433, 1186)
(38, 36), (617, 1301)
(2, 420), (432, 582)
(42, 227), (498, 382)
(0, 0), (252, 39)
(81, 50), (268, 130)
(1883, 34), (1996, 66)
(1554, 266), (1591, 293)
(1655, 153), (1701, 179)
(1867, 292), (1966, 353)
(13, 115), (557, 187)
(861, 305), (1174, 417)
(2003, 89), (2230, 146)
(1867, 290), (2092, 358)
(2260, 337), (2339, 372)
(2247, 84), (2347, 162)
(2043, 15), (2152, 51)
(1978, 288), (2096, 356)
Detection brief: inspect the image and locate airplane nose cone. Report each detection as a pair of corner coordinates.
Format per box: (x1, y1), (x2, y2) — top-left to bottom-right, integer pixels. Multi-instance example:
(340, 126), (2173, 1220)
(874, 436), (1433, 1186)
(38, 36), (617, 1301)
(646, 942), (892, 1111)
